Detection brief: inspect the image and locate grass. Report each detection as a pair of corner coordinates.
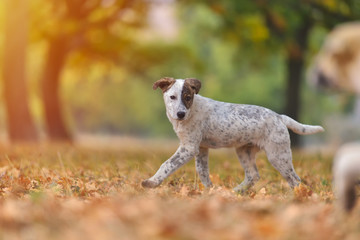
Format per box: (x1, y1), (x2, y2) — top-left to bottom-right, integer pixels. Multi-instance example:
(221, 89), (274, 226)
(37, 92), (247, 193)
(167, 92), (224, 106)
(0, 139), (358, 240)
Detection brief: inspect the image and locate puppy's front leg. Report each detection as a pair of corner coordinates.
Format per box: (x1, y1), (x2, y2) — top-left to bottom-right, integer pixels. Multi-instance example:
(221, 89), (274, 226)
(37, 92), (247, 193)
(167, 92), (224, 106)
(142, 146), (199, 188)
(195, 147), (213, 187)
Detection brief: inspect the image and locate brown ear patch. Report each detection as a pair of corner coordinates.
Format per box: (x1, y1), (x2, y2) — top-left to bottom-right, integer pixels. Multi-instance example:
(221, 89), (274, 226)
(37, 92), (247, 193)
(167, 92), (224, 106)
(153, 77), (176, 93)
(184, 78), (201, 94)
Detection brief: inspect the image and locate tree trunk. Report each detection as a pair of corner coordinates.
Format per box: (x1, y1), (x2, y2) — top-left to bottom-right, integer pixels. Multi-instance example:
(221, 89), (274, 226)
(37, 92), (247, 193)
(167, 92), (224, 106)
(2, 0), (38, 142)
(284, 51), (304, 147)
(284, 21), (312, 147)
(41, 36), (72, 141)
(354, 96), (360, 121)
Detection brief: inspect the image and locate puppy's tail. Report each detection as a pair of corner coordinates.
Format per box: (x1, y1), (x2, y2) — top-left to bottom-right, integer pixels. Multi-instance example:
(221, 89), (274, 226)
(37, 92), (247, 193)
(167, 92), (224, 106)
(280, 115), (325, 135)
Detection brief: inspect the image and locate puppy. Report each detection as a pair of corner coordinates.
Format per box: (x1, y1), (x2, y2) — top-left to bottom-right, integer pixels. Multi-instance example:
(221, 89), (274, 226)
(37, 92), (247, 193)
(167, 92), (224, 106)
(142, 77), (324, 192)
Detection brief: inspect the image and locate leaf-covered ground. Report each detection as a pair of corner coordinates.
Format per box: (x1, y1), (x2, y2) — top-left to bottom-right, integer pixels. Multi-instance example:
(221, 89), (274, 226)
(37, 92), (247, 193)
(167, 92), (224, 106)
(0, 138), (359, 240)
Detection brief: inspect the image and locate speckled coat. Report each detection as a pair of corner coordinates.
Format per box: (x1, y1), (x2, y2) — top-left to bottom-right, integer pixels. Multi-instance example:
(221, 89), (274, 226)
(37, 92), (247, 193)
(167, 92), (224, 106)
(142, 78), (324, 192)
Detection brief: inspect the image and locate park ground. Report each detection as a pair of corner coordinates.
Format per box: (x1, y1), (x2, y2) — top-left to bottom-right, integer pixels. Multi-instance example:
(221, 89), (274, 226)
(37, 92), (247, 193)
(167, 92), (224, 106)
(0, 136), (359, 240)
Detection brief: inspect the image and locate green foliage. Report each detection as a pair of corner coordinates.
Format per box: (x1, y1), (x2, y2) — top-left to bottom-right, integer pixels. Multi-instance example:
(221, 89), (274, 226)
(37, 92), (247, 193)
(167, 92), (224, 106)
(57, 0), (356, 137)
(56, 2), (290, 136)
(1, 0), (359, 139)
(62, 64), (174, 136)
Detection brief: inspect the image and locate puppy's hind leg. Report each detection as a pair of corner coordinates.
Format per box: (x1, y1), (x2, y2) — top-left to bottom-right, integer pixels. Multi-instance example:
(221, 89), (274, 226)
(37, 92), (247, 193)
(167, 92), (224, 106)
(264, 141), (301, 189)
(195, 147), (213, 188)
(233, 145), (260, 193)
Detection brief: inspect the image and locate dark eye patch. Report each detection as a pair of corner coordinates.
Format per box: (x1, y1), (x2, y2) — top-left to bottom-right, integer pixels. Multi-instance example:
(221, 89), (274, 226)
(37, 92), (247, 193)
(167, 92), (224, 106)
(181, 82), (195, 109)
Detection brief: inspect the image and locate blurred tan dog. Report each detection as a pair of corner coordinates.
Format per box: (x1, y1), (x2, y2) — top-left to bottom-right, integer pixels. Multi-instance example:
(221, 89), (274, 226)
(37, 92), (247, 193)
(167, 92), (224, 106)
(311, 22), (360, 212)
(311, 22), (360, 94)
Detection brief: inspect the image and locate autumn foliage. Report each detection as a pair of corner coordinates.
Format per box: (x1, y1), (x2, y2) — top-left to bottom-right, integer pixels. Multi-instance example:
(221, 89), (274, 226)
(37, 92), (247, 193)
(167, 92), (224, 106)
(0, 141), (358, 239)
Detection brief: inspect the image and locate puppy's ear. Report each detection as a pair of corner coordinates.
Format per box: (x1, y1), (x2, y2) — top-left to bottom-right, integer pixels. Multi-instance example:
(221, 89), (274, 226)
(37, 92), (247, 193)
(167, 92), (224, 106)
(153, 77), (176, 93)
(185, 78), (201, 94)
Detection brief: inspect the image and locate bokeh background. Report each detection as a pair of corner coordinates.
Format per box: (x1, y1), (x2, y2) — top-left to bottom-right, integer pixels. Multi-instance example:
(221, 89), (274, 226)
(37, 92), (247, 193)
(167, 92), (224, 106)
(0, 0), (359, 146)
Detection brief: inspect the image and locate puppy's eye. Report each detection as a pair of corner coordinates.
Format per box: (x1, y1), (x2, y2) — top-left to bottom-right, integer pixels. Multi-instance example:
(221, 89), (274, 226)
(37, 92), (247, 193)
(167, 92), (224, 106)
(170, 95), (176, 100)
(185, 96), (191, 101)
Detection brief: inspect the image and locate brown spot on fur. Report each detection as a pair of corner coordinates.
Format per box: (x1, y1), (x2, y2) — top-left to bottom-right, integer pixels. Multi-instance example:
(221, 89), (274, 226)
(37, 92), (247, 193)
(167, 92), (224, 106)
(181, 82), (194, 109)
(182, 78), (201, 109)
(153, 77), (176, 93)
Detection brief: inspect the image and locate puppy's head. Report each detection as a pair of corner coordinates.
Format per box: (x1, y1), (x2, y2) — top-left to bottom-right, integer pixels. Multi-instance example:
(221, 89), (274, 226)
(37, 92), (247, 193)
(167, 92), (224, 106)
(153, 77), (201, 121)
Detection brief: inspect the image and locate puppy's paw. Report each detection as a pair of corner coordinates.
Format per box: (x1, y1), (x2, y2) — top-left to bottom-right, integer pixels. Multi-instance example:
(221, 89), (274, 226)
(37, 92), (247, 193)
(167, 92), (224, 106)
(141, 179), (160, 188)
(233, 183), (252, 195)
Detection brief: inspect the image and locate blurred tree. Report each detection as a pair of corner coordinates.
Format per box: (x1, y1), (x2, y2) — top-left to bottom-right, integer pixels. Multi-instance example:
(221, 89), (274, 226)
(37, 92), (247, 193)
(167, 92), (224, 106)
(257, 0), (359, 146)
(183, 0), (360, 146)
(31, 0), (149, 141)
(2, 0), (38, 142)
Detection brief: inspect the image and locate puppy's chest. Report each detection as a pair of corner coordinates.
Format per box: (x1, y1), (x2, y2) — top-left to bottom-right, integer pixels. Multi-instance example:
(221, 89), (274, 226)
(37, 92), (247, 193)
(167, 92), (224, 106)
(171, 120), (200, 138)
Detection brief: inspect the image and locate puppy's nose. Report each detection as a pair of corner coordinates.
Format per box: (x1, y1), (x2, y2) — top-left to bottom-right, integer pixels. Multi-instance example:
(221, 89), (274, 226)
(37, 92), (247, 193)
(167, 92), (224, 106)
(177, 111), (186, 119)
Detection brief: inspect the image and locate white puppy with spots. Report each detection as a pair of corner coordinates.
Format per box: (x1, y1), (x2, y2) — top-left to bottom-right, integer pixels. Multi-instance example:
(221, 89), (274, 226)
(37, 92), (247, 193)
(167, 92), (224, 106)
(142, 77), (324, 192)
